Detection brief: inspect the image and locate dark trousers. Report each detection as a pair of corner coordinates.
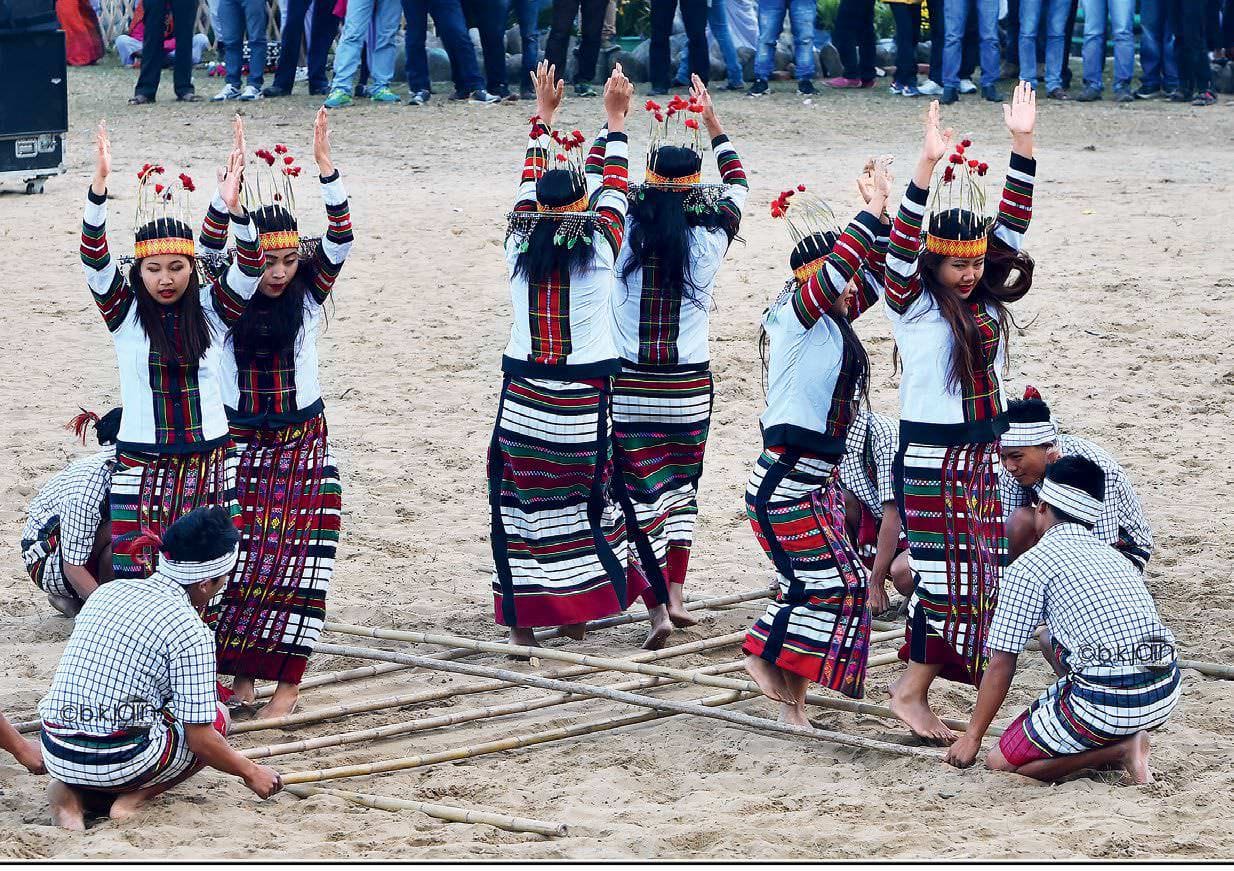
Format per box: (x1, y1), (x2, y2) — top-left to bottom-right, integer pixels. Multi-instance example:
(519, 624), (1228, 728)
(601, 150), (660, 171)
(1061, 0), (1076, 86)
(134, 0), (198, 97)
(273, 0), (339, 92)
(546, 0), (605, 83)
(835, 0), (876, 79)
(404, 0), (484, 92)
(1169, 0), (1212, 92)
(1003, 0), (1019, 68)
(463, 0), (509, 92)
(926, 0), (977, 83)
(889, 2), (920, 84)
(1225, 0), (1234, 48)
(650, 0), (709, 88)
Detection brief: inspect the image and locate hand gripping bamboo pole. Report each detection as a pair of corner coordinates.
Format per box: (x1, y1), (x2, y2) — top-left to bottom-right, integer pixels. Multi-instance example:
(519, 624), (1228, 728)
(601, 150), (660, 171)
(284, 785), (568, 837)
(234, 631), (745, 737)
(243, 661), (748, 760)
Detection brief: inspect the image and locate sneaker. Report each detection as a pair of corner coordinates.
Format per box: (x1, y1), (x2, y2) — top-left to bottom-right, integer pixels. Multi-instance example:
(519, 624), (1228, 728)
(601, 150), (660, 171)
(981, 84), (1000, 102)
(723, 81), (745, 91)
(469, 89), (501, 103)
(797, 78), (817, 95)
(900, 83), (921, 97)
(322, 87), (352, 108)
(823, 76), (862, 88)
(573, 83), (597, 98)
(239, 84), (262, 101)
(1046, 87), (1070, 100)
(958, 77), (977, 94)
(211, 83), (242, 101)
(1166, 89), (1188, 102)
(1132, 85), (1162, 100)
(1192, 89), (1217, 105)
(1114, 89), (1134, 103)
(889, 82), (905, 94)
(941, 85), (959, 104)
(262, 84), (291, 97)
(407, 89), (430, 105)
(746, 78), (769, 97)
(918, 79), (943, 95)
(1075, 86), (1102, 102)
(369, 85), (399, 102)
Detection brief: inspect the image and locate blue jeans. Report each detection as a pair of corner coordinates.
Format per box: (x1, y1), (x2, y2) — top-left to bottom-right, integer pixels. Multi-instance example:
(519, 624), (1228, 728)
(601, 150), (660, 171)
(1080, 0), (1134, 91)
(1138, 0), (1178, 90)
(404, 0), (484, 92)
(754, 0), (816, 80)
(515, 0), (545, 87)
(219, 0), (269, 87)
(1018, 0), (1069, 90)
(676, 0), (745, 86)
(943, 0), (999, 87)
(330, 0), (401, 92)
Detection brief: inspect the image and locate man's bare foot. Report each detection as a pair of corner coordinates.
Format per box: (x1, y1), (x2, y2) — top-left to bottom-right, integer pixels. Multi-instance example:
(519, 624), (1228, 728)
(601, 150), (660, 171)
(231, 676), (256, 705)
(744, 654), (793, 703)
(777, 702), (810, 727)
(48, 780), (87, 831)
(507, 626), (542, 660)
(888, 687), (957, 745)
(666, 585), (698, 628)
(1120, 732), (1153, 785)
(256, 683), (299, 720)
(560, 623), (587, 641)
(109, 786), (157, 821)
(642, 605), (673, 650)
(47, 592), (82, 618)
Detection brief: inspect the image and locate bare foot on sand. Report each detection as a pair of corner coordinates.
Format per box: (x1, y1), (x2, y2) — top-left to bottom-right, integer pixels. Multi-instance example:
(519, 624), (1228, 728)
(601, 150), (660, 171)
(888, 688), (957, 745)
(1121, 732), (1153, 785)
(666, 586), (698, 628)
(48, 780), (86, 831)
(256, 683), (299, 720)
(109, 787), (158, 821)
(508, 627), (543, 660)
(744, 654), (793, 703)
(231, 676), (256, 706)
(642, 605), (673, 650)
(560, 623), (587, 641)
(777, 702), (809, 727)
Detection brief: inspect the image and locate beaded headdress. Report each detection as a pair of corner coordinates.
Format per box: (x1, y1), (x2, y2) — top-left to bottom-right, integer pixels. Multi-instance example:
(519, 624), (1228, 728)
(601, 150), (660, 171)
(506, 117), (597, 250)
(631, 96), (726, 215)
(133, 163), (196, 259)
(926, 137), (992, 258)
(245, 143), (304, 251)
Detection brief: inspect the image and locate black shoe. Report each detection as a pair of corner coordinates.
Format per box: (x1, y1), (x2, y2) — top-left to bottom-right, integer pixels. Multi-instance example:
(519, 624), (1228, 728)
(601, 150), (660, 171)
(1075, 86), (1103, 102)
(981, 84), (1000, 102)
(797, 78), (817, 95)
(1167, 89), (1190, 102)
(407, 89), (430, 105)
(1132, 85), (1162, 99)
(941, 86), (959, 104)
(262, 84), (291, 97)
(646, 86), (669, 96)
(1192, 89), (1217, 105)
(308, 85), (329, 96)
(746, 78), (769, 97)
(1114, 89), (1134, 103)
(1046, 87), (1070, 100)
(176, 90), (200, 102)
(573, 82), (598, 97)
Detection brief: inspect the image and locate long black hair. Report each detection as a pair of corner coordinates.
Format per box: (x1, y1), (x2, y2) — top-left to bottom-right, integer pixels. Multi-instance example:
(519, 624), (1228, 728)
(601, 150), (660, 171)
(512, 169), (597, 285)
(130, 219), (211, 362)
(622, 186), (730, 310)
(229, 205), (319, 358)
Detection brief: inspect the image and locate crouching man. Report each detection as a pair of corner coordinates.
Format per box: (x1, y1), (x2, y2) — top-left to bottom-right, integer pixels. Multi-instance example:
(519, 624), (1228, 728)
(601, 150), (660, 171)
(38, 506), (282, 830)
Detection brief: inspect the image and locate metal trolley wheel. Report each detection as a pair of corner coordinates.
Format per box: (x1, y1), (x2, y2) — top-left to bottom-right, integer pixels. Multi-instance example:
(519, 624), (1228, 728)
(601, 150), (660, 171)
(25, 179), (44, 195)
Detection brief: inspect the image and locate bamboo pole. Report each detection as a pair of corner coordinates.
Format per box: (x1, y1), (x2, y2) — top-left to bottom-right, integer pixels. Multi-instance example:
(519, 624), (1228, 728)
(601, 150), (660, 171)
(284, 785), (568, 837)
(244, 661), (748, 760)
(288, 643), (937, 780)
(235, 631), (745, 735)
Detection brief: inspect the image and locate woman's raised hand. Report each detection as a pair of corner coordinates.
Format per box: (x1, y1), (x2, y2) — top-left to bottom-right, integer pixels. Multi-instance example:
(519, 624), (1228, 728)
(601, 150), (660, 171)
(1004, 80), (1036, 156)
(921, 100), (954, 165)
(858, 155), (894, 218)
(219, 146), (245, 216)
(314, 106), (334, 177)
(603, 63), (633, 130)
(92, 120), (110, 196)
(689, 73), (721, 136)
(530, 60), (564, 126)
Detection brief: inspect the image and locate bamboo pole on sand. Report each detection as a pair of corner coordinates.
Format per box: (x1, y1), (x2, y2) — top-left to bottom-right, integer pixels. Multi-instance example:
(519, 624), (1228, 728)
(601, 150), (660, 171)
(284, 785), (568, 837)
(244, 661), (748, 760)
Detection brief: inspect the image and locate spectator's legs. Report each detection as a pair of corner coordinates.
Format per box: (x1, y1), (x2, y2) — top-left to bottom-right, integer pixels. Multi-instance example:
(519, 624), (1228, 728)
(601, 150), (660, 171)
(545, 0), (581, 81)
(1060, 0), (1077, 86)
(942, 0), (970, 85)
(1172, 0), (1211, 92)
(463, 0), (509, 93)
(133, 0), (171, 96)
(925, 0), (943, 83)
(1003, 0), (1020, 71)
(974, 0), (998, 86)
(1107, 0), (1133, 92)
(855, 0), (876, 79)
(710, 0), (745, 85)
(219, 0), (245, 86)
(191, 31), (209, 63)
(649, 0), (678, 89)
(329, 0), (377, 91)
(432, 0), (485, 94)
(1224, 0), (1234, 54)
(601, 0), (617, 45)
(833, 0), (860, 77)
(576, 0), (605, 82)
(116, 33), (142, 66)
(1041, 0), (1068, 89)
(753, 0), (787, 80)
(1139, 0), (1166, 89)
(518, 0), (543, 90)
(890, 2), (919, 85)
(242, 0), (269, 86)
(307, 0), (341, 91)
(366, 0), (401, 90)
(788, 0), (816, 78)
(1079, 0), (1106, 91)
(681, 0), (710, 83)
(403, 0), (430, 90)
(273, 0), (311, 90)
(1018, 0), (1042, 86)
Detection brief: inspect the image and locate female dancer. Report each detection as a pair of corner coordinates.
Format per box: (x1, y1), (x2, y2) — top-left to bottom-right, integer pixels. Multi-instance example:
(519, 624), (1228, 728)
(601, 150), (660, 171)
(883, 86), (1036, 743)
(610, 76), (748, 648)
(490, 61), (635, 649)
(200, 109), (353, 717)
(82, 118), (261, 579)
(743, 161), (893, 726)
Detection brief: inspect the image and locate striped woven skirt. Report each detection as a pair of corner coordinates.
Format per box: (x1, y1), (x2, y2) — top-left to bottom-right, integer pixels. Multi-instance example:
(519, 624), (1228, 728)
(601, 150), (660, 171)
(894, 440), (1005, 685)
(209, 414), (341, 685)
(998, 663), (1182, 765)
(489, 375), (639, 628)
(611, 363), (713, 606)
(111, 444), (239, 580)
(742, 447), (871, 698)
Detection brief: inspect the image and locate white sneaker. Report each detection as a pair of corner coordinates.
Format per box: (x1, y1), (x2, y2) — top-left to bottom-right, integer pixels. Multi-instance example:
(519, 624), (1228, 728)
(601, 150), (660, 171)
(239, 84), (262, 101)
(958, 78), (977, 94)
(918, 79), (944, 95)
(211, 83), (242, 101)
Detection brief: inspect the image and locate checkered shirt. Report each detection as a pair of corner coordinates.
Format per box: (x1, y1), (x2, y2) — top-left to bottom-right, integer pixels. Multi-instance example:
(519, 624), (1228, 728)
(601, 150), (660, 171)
(38, 571), (218, 734)
(21, 450), (114, 564)
(999, 433), (1154, 568)
(988, 523), (1175, 676)
(840, 409), (898, 516)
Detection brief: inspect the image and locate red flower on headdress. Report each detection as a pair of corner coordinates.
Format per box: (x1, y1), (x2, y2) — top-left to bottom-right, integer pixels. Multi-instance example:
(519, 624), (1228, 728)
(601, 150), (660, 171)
(961, 138), (973, 148)
(977, 162), (989, 176)
(684, 118), (699, 130)
(154, 183), (164, 194)
(572, 130), (584, 144)
(968, 159), (979, 168)
(797, 183), (806, 192)
(654, 112), (664, 122)
(1023, 384), (1042, 400)
(949, 153), (963, 164)
(687, 101), (703, 113)
(284, 155), (295, 165)
(274, 143), (289, 154)
(274, 192), (283, 201)
(154, 166), (165, 175)
(644, 100), (661, 112)
(556, 154), (567, 162)
(666, 107), (677, 117)
(943, 165), (955, 183)
(178, 172), (195, 192)
(284, 166), (302, 177)
(954, 144), (965, 156)
(770, 201), (784, 218)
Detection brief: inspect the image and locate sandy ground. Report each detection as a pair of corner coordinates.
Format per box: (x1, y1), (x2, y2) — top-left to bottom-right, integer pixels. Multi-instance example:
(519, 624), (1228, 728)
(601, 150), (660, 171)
(0, 62), (1232, 859)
